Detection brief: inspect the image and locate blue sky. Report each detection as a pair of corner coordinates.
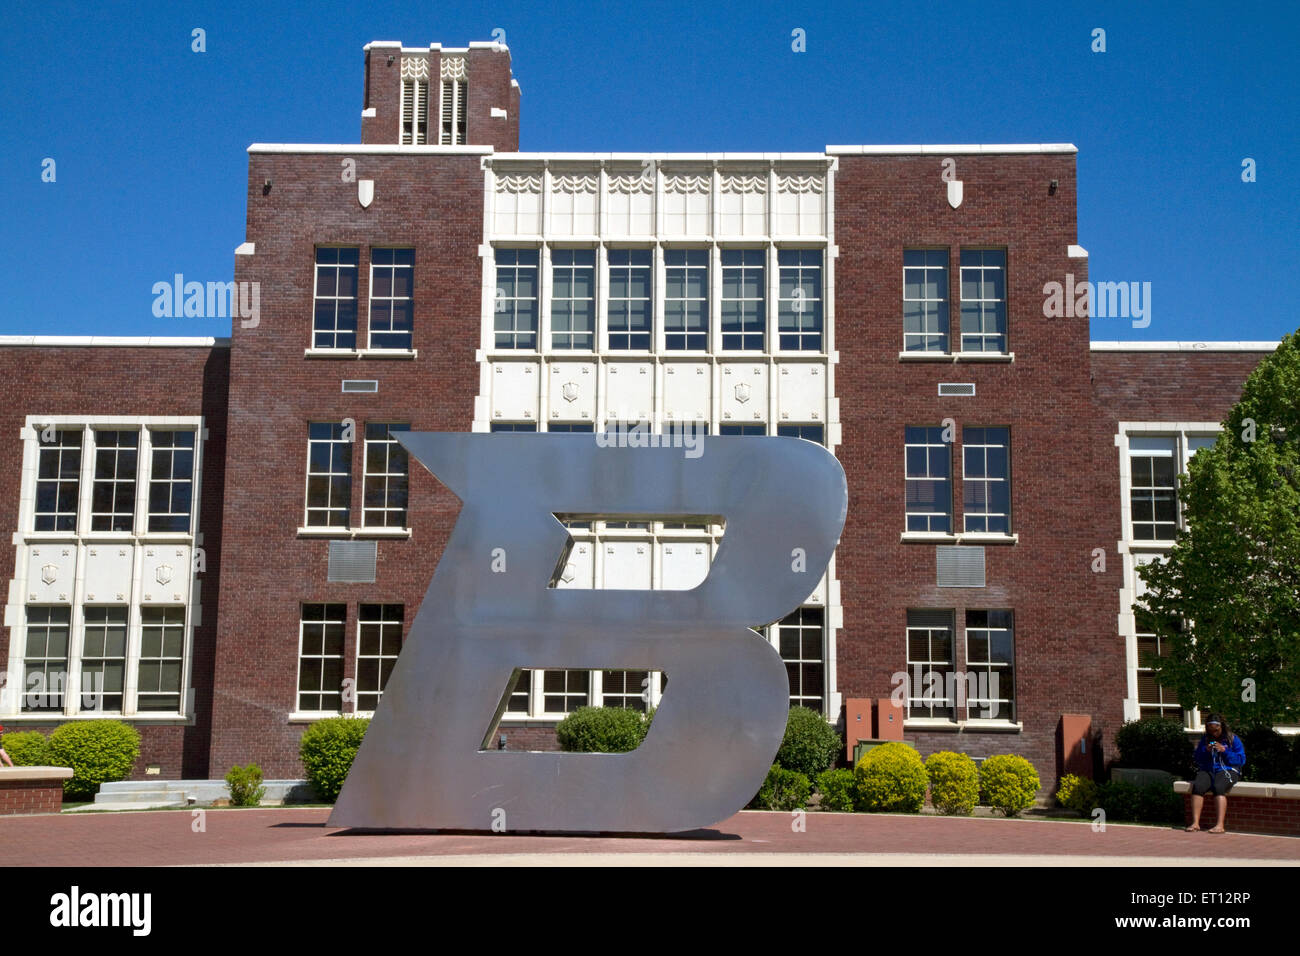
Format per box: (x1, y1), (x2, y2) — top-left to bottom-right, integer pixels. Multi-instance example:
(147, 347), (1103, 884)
(2, 0), (1296, 341)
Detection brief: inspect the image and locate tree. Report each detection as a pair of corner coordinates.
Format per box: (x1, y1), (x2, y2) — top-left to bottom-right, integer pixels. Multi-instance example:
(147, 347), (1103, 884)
(1136, 329), (1300, 730)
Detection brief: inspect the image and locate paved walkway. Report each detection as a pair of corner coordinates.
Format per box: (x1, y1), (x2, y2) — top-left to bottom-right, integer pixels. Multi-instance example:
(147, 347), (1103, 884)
(1, 808), (1296, 865)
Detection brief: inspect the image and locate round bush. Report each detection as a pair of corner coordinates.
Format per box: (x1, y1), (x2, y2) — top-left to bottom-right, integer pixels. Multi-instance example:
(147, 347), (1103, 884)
(1, 730), (50, 766)
(979, 754), (1040, 817)
(1241, 727), (1297, 783)
(1135, 783), (1183, 824)
(225, 763), (267, 807)
(1114, 718), (1194, 776)
(748, 765), (812, 811)
(299, 716), (369, 802)
(774, 707), (842, 778)
(925, 751), (979, 815)
(555, 706), (649, 753)
(1097, 780), (1142, 821)
(815, 768), (856, 812)
(854, 742), (928, 813)
(1055, 773), (1100, 815)
(45, 721), (141, 800)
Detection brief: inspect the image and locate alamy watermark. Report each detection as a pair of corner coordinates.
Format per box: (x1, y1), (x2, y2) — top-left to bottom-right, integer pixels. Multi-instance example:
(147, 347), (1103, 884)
(594, 419), (705, 459)
(890, 666), (1002, 719)
(1043, 273), (1151, 328)
(151, 274), (260, 328)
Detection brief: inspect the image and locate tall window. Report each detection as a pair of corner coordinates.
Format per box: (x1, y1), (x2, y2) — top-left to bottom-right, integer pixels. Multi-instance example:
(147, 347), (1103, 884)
(81, 607), (127, 712)
(440, 79), (467, 145)
(298, 604), (345, 712)
(963, 427), (1010, 533)
(906, 610), (955, 719)
(506, 670), (532, 713)
(664, 249), (708, 350)
(138, 607), (184, 712)
(35, 429), (82, 532)
(91, 430), (138, 531)
(903, 249), (948, 352)
(601, 670), (649, 711)
(721, 249), (765, 350)
(148, 430), (195, 533)
(551, 249), (595, 350)
(773, 607), (824, 711)
(965, 610), (1014, 720)
(312, 248), (359, 349)
(363, 423), (410, 528)
(22, 606), (70, 712)
(306, 423), (352, 528)
(1137, 628), (1181, 719)
(369, 248), (414, 350)
(959, 249), (1006, 353)
(1129, 437), (1178, 540)
(494, 249), (539, 349)
(357, 604), (403, 712)
(777, 249), (823, 351)
(607, 249), (651, 350)
(400, 78), (429, 145)
(905, 426), (951, 532)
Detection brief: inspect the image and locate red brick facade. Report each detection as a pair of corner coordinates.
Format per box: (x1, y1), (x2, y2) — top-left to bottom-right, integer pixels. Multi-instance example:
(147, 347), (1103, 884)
(0, 777), (65, 816)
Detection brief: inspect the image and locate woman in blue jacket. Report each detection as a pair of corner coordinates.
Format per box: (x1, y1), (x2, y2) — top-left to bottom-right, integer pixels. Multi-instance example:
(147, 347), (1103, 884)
(1186, 714), (1245, 833)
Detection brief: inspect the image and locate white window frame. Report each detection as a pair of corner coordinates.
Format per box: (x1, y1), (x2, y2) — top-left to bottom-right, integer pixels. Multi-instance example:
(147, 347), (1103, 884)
(367, 247), (415, 352)
(958, 248), (1007, 354)
(903, 249), (949, 353)
(962, 426), (1011, 534)
(296, 603), (347, 715)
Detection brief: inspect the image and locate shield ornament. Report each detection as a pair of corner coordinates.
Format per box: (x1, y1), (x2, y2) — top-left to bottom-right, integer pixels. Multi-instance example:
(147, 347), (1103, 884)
(358, 180), (375, 208)
(947, 179), (964, 209)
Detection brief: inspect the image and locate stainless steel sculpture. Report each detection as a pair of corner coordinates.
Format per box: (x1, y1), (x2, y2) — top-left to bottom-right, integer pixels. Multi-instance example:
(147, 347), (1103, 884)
(329, 433), (847, 832)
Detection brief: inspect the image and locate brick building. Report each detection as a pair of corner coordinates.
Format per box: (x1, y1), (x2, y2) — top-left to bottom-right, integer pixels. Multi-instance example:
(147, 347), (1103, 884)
(0, 40), (1285, 788)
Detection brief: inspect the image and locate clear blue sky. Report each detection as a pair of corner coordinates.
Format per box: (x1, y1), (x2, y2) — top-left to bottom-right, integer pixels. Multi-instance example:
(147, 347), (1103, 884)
(2, 0), (1296, 341)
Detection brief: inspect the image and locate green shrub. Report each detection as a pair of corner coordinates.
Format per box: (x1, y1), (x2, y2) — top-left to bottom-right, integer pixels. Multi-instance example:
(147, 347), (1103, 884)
(298, 716), (369, 802)
(854, 742), (928, 813)
(225, 763), (267, 807)
(815, 768), (857, 812)
(1114, 717), (1194, 776)
(775, 707), (842, 778)
(555, 706), (649, 753)
(925, 751), (979, 815)
(45, 721), (141, 800)
(1055, 773), (1100, 815)
(1135, 782), (1183, 823)
(1241, 727), (1297, 783)
(979, 754), (1040, 817)
(748, 765), (812, 811)
(1, 730), (50, 766)
(1097, 781), (1142, 821)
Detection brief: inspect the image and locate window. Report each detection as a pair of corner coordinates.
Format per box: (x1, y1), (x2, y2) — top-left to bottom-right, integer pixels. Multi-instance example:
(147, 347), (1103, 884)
(368, 248), (414, 350)
(298, 604), (345, 712)
(959, 250), (1006, 353)
(1129, 437), (1178, 540)
(543, 669), (590, 714)
(601, 670), (650, 711)
(35, 429), (82, 532)
(440, 78), (467, 145)
(312, 248), (359, 349)
(494, 249), (539, 349)
(777, 249), (823, 351)
(306, 423), (352, 528)
(664, 249), (708, 350)
(1137, 629), (1181, 719)
(137, 607), (184, 712)
(777, 424), (824, 445)
(773, 607), (824, 711)
(506, 670), (531, 713)
(903, 250), (948, 352)
(905, 426), (951, 532)
(81, 607), (127, 712)
(489, 423), (537, 432)
(965, 610), (1014, 720)
(607, 249), (652, 350)
(720, 424), (766, 436)
(400, 78), (429, 145)
(91, 430), (138, 531)
(721, 249), (765, 350)
(551, 249), (595, 350)
(22, 606), (69, 712)
(906, 610), (955, 719)
(547, 423), (594, 433)
(363, 423), (409, 528)
(148, 430), (195, 533)
(357, 604), (403, 712)
(963, 427), (1010, 533)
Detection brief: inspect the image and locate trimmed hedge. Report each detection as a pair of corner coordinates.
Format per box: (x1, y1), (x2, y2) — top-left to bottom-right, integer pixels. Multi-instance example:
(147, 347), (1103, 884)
(1241, 727), (1298, 783)
(225, 763), (267, 807)
(979, 754), (1039, 817)
(555, 706), (650, 753)
(815, 768), (856, 812)
(854, 742), (928, 813)
(1, 730), (50, 766)
(925, 751), (979, 815)
(45, 721), (141, 800)
(1055, 773), (1100, 815)
(749, 765), (812, 811)
(774, 707), (842, 779)
(1114, 717), (1194, 776)
(299, 716), (369, 802)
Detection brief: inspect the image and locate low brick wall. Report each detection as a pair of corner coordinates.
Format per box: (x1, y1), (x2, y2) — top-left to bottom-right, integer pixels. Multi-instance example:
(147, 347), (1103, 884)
(1175, 781), (1300, 837)
(0, 767), (73, 816)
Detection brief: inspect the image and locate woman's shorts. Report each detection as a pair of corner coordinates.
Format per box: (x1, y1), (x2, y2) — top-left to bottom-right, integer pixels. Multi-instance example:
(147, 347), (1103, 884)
(1191, 770), (1236, 796)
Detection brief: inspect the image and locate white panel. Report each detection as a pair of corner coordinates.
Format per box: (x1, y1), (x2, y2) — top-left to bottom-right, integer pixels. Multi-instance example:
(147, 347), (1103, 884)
(1133, 553), (1160, 601)
(83, 544), (135, 604)
(774, 175), (826, 236)
(25, 545), (76, 604)
(720, 182), (767, 236)
(493, 177), (542, 236)
(603, 540), (651, 589)
(548, 362), (597, 423)
(777, 362), (827, 423)
(662, 362), (711, 423)
(604, 362), (654, 423)
(660, 541), (711, 591)
(719, 362), (768, 423)
(555, 540), (595, 589)
(140, 545), (191, 603)
(662, 174), (710, 235)
(490, 361), (540, 422)
(604, 170), (654, 237)
(802, 570), (827, 606)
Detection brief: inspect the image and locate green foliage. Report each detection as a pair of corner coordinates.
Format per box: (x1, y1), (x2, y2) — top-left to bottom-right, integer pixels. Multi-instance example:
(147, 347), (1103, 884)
(924, 751), (979, 815)
(774, 706), (842, 778)
(1098, 780), (1181, 823)
(225, 763), (267, 807)
(1055, 773), (1101, 814)
(555, 706), (650, 753)
(748, 765), (812, 811)
(1097, 781), (1142, 821)
(1114, 717), (1194, 776)
(853, 742), (928, 813)
(298, 716), (369, 802)
(1241, 727), (1298, 782)
(45, 721), (141, 800)
(814, 768), (857, 812)
(1136, 328), (1300, 729)
(978, 754), (1040, 817)
(1, 730), (50, 766)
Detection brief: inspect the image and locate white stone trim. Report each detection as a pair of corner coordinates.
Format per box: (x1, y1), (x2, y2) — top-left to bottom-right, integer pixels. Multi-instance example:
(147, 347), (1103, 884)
(248, 144), (494, 155)
(826, 144), (1077, 155)
(0, 336), (229, 348)
(1091, 341), (1279, 352)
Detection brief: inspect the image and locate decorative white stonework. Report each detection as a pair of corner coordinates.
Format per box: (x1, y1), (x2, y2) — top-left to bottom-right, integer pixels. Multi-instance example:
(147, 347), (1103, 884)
(663, 174), (710, 194)
(947, 180), (964, 208)
(553, 174), (598, 193)
(561, 382), (579, 403)
(607, 174), (654, 194)
(776, 174), (825, 194)
(156, 564), (173, 586)
(497, 174), (542, 194)
(721, 174), (767, 194)
(41, 564), (57, 585)
(559, 564), (577, 585)
(440, 56), (467, 80)
(400, 57), (429, 80)
(735, 383), (751, 404)
(358, 180), (374, 209)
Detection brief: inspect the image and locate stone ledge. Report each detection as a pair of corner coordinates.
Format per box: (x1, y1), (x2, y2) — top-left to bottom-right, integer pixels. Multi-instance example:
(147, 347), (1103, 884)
(1174, 780), (1300, 800)
(0, 766), (73, 782)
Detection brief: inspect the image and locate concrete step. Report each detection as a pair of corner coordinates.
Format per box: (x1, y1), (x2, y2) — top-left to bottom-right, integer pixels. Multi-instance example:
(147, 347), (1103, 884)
(94, 789), (191, 805)
(67, 799), (188, 812)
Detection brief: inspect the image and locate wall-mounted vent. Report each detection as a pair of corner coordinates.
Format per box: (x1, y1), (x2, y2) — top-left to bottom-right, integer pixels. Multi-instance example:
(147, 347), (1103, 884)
(938, 383), (976, 397)
(342, 380), (379, 393)
(936, 545), (985, 587)
(328, 540), (377, 583)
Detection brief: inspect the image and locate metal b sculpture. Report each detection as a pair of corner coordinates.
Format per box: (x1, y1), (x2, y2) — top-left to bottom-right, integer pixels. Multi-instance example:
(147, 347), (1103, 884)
(328, 433), (847, 832)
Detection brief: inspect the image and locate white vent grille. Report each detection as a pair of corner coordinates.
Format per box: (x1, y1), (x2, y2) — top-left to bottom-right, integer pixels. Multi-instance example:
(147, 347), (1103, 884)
(936, 546), (985, 587)
(342, 380), (378, 393)
(938, 383), (976, 397)
(328, 541), (377, 583)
